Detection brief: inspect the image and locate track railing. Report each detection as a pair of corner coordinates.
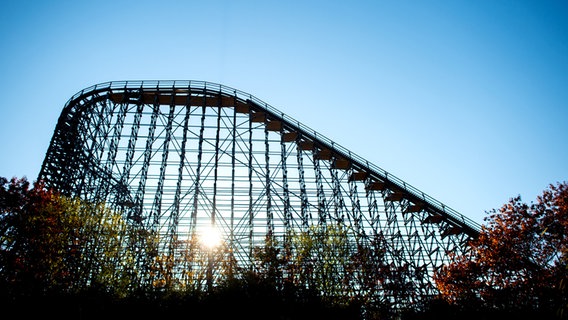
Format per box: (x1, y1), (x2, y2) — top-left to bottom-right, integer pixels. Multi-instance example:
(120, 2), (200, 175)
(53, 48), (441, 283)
(60, 80), (481, 236)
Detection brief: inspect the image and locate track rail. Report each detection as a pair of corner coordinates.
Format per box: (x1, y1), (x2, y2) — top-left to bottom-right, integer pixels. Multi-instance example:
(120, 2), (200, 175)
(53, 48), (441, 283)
(45, 80), (480, 237)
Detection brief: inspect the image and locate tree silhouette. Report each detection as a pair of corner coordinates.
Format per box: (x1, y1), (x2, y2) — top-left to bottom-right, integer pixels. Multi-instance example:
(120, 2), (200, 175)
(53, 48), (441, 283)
(434, 181), (568, 316)
(0, 177), (364, 319)
(0, 177), (142, 297)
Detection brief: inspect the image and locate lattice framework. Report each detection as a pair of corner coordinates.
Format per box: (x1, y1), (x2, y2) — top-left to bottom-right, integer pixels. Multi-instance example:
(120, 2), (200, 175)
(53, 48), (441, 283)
(39, 80), (480, 310)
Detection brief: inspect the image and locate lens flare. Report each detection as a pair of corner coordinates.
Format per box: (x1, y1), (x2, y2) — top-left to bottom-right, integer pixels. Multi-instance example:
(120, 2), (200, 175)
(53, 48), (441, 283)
(200, 225), (222, 249)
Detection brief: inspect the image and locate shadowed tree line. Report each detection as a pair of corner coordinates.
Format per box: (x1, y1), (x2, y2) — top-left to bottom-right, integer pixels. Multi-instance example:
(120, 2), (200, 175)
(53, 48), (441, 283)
(425, 181), (568, 320)
(0, 176), (365, 319)
(1, 176), (567, 319)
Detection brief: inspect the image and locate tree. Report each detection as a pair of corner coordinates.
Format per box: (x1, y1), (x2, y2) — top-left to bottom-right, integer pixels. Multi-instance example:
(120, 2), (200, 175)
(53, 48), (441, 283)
(434, 181), (568, 315)
(0, 176), (140, 297)
(0, 176), (66, 295)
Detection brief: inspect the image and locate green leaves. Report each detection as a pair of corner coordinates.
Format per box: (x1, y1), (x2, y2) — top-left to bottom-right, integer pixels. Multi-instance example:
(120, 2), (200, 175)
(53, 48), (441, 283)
(0, 176), (143, 296)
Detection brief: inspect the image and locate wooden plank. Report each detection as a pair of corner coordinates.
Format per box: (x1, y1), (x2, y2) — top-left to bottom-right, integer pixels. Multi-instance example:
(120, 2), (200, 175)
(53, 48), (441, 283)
(403, 203), (424, 213)
(109, 93), (124, 103)
(139, 93), (236, 106)
(422, 214), (443, 224)
(349, 171), (367, 181)
(385, 191), (404, 202)
(314, 148), (332, 160)
(235, 103), (250, 113)
(441, 226), (462, 237)
(266, 120), (282, 131)
(332, 158), (350, 169)
(282, 132), (298, 142)
(366, 181), (386, 191)
(251, 111), (266, 122)
(298, 140), (314, 151)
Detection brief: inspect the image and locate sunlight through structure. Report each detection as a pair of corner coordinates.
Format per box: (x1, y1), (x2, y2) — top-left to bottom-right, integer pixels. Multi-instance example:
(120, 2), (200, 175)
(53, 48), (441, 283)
(39, 80), (480, 313)
(200, 224), (223, 249)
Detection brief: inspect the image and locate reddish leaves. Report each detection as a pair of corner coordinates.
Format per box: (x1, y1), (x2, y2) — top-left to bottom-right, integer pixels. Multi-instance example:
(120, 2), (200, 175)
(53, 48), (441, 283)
(434, 182), (568, 312)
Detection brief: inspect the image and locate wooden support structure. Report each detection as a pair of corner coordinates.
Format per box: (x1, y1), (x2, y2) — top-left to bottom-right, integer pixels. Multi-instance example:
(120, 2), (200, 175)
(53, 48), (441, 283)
(251, 111), (266, 122)
(41, 80), (483, 317)
(441, 226), (462, 238)
(314, 148), (332, 160)
(366, 181), (386, 191)
(266, 120), (282, 131)
(235, 103), (250, 113)
(282, 132), (298, 142)
(349, 171), (367, 182)
(332, 158), (350, 169)
(403, 203), (425, 214)
(109, 92), (250, 110)
(422, 214), (443, 224)
(385, 191), (404, 202)
(298, 140), (314, 151)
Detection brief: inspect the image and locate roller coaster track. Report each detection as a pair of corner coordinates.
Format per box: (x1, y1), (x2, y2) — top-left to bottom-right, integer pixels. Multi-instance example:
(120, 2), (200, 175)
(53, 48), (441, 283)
(39, 80), (480, 313)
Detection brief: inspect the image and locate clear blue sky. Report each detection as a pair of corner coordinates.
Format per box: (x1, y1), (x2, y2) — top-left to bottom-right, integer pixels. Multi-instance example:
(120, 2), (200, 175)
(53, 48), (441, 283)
(1, 0), (566, 225)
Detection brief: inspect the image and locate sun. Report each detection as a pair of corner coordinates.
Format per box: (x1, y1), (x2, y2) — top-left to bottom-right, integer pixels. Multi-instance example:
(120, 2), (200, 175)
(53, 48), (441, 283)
(200, 225), (222, 249)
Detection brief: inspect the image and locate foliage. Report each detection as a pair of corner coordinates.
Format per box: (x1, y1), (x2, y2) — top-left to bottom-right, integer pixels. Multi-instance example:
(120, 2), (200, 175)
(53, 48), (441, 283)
(252, 224), (392, 318)
(0, 176), (67, 295)
(434, 181), (568, 316)
(291, 223), (353, 298)
(19, 173), (568, 319)
(251, 225), (351, 297)
(0, 176), (141, 297)
(0, 176), (364, 318)
(4, 275), (363, 320)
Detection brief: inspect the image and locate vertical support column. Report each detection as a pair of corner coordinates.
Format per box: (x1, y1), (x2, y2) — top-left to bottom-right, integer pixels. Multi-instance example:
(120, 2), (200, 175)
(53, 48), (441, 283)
(348, 167), (363, 237)
(95, 97), (116, 189)
(212, 99), (222, 228)
(119, 92), (144, 289)
(207, 95), (222, 291)
(265, 122), (273, 238)
(229, 93), (237, 276)
(280, 128), (291, 242)
(192, 103), (206, 240)
(71, 109), (92, 199)
(348, 177), (363, 236)
(134, 93), (159, 287)
(248, 107), (254, 267)
(364, 179), (381, 236)
(153, 104), (174, 231)
(88, 98), (115, 203)
(122, 102), (144, 222)
(313, 148), (327, 226)
(296, 139), (309, 230)
(153, 102), (174, 286)
(171, 98), (191, 259)
(103, 99), (128, 204)
(134, 97), (159, 224)
(80, 101), (107, 202)
(329, 157), (344, 223)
